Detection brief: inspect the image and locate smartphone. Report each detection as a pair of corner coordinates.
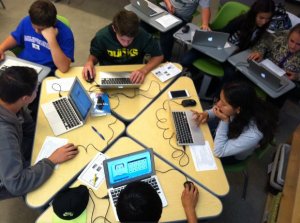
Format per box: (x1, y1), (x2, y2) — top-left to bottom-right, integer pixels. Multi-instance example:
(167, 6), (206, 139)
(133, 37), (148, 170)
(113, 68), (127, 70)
(168, 90), (190, 99)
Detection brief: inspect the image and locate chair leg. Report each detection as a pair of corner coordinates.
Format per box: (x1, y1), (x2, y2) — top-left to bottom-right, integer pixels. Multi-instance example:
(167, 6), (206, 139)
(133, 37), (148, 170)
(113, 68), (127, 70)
(198, 75), (213, 101)
(242, 169), (248, 200)
(0, 0), (5, 9)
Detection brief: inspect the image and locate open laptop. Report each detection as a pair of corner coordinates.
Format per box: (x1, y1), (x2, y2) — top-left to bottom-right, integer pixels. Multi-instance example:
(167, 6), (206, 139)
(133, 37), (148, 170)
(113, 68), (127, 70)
(170, 110), (204, 146)
(41, 77), (93, 136)
(192, 30), (229, 48)
(103, 149), (168, 221)
(99, 71), (141, 89)
(131, 0), (164, 17)
(248, 59), (289, 92)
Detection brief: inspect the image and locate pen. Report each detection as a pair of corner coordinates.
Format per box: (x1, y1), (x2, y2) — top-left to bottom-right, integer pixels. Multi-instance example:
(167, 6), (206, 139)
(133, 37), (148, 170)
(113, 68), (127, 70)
(91, 126), (105, 140)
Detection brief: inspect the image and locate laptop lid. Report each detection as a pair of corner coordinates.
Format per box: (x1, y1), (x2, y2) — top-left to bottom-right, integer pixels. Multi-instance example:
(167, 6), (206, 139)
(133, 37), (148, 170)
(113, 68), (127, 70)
(68, 77), (93, 122)
(192, 30), (229, 48)
(130, 0), (163, 17)
(103, 149), (155, 189)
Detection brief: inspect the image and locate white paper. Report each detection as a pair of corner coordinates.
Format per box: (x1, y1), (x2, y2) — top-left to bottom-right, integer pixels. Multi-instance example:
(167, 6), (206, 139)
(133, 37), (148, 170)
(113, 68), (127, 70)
(155, 14), (180, 28)
(260, 59), (286, 77)
(0, 57), (42, 73)
(35, 136), (68, 166)
(46, 77), (75, 94)
(78, 152), (107, 190)
(151, 62), (181, 82)
(190, 141), (217, 171)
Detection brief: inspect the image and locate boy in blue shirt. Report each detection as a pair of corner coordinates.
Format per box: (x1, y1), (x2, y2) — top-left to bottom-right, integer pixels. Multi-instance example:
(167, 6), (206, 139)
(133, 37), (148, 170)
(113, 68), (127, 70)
(0, 0), (74, 74)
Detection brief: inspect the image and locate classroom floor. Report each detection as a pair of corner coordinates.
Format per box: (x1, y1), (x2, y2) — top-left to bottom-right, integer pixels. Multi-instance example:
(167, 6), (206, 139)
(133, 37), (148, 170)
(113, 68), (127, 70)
(0, 0), (300, 222)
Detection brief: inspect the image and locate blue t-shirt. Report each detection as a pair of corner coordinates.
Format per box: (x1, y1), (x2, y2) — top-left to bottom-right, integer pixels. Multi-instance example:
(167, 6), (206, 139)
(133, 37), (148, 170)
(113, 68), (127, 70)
(11, 16), (75, 73)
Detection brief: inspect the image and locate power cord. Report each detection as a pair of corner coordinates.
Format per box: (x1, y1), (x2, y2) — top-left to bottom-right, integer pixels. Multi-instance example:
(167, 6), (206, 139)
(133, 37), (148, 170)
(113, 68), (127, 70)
(51, 83), (62, 98)
(88, 189), (111, 223)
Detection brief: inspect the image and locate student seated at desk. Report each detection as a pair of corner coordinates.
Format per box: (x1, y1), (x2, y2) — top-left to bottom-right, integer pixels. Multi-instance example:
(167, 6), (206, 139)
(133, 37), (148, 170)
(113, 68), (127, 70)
(248, 23), (300, 106)
(0, 67), (78, 199)
(116, 181), (199, 223)
(82, 10), (164, 84)
(192, 81), (277, 164)
(0, 0), (75, 74)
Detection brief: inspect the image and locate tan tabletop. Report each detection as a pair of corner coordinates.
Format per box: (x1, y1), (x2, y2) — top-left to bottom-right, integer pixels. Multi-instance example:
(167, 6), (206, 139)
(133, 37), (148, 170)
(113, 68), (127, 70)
(56, 64), (182, 122)
(36, 137), (222, 223)
(26, 77), (125, 208)
(127, 76), (229, 196)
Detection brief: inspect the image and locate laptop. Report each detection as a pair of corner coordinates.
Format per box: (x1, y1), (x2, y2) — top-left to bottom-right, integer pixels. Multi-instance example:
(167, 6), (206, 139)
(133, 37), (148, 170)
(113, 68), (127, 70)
(131, 0), (164, 17)
(170, 110), (204, 146)
(41, 77), (93, 136)
(192, 30), (229, 48)
(103, 149), (168, 221)
(248, 60), (288, 92)
(99, 71), (141, 89)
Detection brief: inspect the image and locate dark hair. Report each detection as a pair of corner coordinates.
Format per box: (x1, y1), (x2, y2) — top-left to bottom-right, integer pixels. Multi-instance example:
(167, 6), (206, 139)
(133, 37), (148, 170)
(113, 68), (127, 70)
(0, 66), (38, 103)
(116, 181), (162, 223)
(222, 81), (278, 147)
(235, 0), (275, 50)
(288, 23), (300, 38)
(112, 10), (139, 38)
(29, 0), (57, 27)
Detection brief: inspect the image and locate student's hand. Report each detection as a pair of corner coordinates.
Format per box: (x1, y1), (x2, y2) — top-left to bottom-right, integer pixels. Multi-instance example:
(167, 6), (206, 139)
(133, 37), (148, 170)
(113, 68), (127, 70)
(130, 69), (146, 84)
(0, 48), (5, 61)
(41, 27), (58, 43)
(192, 110), (208, 125)
(200, 24), (211, 31)
(181, 183), (199, 223)
(213, 106), (230, 122)
(48, 143), (78, 165)
(82, 61), (95, 81)
(286, 70), (299, 81)
(248, 51), (262, 61)
(165, 1), (175, 14)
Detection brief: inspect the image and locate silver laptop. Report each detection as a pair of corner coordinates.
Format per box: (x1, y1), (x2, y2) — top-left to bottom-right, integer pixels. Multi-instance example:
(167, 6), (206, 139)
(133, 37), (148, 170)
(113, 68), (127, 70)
(103, 149), (168, 221)
(248, 60), (288, 92)
(41, 77), (93, 136)
(171, 110), (204, 146)
(192, 30), (229, 48)
(99, 71), (141, 89)
(131, 0), (164, 17)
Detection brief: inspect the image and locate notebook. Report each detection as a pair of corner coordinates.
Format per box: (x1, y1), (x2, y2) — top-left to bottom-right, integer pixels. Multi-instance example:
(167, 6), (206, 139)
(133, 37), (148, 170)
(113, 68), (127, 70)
(103, 149), (168, 221)
(192, 30), (229, 48)
(131, 0), (164, 17)
(170, 110), (204, 146)
(41, 77), (93, 136)
(99, 71), (141, 89)
(248, 60), (288, 91)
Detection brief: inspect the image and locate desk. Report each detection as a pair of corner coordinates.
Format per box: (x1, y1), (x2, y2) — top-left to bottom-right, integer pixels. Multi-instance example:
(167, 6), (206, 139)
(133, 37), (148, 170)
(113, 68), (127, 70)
(56, 64), (182, 122)
(127, 76), (229, 196)
(36, 137), (223, 223)
(174, 23), (238, 62)
(26, 77), (125, 208)
(124, 4), (182, 32)
(228, 49), (296, 98)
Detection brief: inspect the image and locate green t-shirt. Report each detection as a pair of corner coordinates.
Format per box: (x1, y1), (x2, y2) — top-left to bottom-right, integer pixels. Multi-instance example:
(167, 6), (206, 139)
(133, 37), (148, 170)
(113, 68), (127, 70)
(90, 25), (162, 65)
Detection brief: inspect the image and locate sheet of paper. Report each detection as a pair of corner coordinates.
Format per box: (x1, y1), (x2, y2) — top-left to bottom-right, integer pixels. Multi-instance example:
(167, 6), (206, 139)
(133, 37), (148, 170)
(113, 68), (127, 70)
(190, 141), (217, 171)
(0, 57), (42, 73)
(151, 62), (181, 82)
(46, 77), (75, 94)
(35, 136), (68, 166)
(155, 14), (180, 28)
(78, 152), (108, 190)
(260, 59), (285, 77)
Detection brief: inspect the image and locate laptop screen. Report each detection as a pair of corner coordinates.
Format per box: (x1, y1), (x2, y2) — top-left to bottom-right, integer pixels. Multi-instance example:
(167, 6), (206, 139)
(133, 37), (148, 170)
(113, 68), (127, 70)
(69, 79), (93, 120)
(104, 149), (155, 188)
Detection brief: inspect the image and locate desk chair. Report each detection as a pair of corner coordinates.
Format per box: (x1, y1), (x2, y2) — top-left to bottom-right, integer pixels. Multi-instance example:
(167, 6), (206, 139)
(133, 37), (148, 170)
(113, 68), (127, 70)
(0, 0), (5, 9)
(10, 15), (70, 56)
(192, 1), (249, 100)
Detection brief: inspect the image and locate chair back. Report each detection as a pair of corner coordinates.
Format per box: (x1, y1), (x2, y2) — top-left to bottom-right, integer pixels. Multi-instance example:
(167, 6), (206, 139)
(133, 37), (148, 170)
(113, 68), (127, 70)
(210, 1), (250, 30)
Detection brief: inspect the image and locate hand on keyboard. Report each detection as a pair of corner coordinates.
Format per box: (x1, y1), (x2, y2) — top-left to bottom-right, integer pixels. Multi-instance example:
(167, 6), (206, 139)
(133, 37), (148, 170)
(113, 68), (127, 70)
(130, 69), (146, 84)
(191, 110), (209, 125)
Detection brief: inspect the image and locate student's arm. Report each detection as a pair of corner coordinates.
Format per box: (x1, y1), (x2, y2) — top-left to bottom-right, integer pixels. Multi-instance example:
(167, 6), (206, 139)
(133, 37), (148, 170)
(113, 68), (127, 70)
(164, 0), (175, 14)
(0, 35), (18, 60)
(130, 55), (164, 84)
(41, 27), (71, 73)
(82, 54), (99, 80)
(200, 7), (211, 31)
(181, 184), (199, 223)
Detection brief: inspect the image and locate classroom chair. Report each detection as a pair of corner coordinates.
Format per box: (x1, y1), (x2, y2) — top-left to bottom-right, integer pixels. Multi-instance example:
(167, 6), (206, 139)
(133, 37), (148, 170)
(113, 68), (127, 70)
(192, 1), (249, 100)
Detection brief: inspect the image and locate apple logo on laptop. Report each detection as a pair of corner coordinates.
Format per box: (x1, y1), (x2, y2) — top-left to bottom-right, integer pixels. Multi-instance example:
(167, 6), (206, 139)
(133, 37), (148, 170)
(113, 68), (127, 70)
(208, 37), (213, 42)
(260, 73), (266, 79)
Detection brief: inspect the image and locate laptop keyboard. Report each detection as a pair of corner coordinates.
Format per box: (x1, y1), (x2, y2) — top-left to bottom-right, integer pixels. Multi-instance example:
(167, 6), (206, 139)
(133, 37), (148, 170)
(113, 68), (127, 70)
(172, 111), (194, 144)
(53, 98), (81, 129)
(111, 177), (160, 206)
(102, 78), (132, 85)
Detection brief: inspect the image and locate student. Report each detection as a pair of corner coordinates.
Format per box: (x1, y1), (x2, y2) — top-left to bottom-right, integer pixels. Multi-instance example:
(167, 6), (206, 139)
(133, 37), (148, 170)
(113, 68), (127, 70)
(116, 181), (199, 223)
(161, 0), (211, 61)
(192, 81), (277, 164)
(0, 67), (78, 199)
(248, 23), (300, 105)
(0, 0), (74, 74)
(82, 10), (164, 84)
